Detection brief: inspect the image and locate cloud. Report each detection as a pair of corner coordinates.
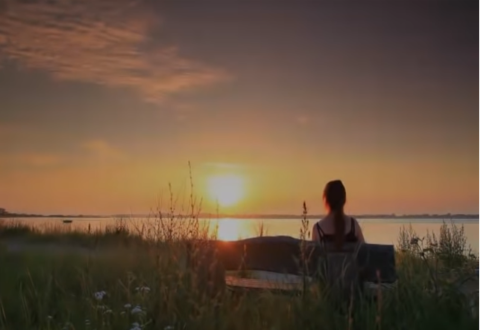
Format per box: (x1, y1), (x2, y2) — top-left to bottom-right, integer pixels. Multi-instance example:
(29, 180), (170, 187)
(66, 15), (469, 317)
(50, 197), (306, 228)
(81, 139), (124, 160)
(296, 115), (309, 125)
(172, 102), (200, 121)
(0, 0), (229, 103)
(0, 139), (125, 169)
(19, 153), (63, 166)
(0, 152), (64, 167)
(175, 114), (188, 122)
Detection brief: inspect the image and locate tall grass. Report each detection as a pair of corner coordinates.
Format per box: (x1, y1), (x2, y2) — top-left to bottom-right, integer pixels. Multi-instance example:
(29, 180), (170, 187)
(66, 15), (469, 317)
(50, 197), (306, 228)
(0, 172), (478, 330)
(0, 214), (477, 330)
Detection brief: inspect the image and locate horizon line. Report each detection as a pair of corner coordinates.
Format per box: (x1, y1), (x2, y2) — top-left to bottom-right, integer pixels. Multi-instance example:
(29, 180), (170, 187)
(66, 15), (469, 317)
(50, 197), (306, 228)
(1, 211), (479, 219)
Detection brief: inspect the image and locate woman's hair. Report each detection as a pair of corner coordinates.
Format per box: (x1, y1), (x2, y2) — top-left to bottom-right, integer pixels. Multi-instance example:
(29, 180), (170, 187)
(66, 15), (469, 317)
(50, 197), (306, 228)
(323, 180), (347, 250)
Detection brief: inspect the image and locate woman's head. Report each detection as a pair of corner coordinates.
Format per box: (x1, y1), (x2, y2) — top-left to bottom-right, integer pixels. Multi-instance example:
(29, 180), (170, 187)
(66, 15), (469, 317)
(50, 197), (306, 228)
(323, 180), (347, 212)
(323, 180), (347, 250)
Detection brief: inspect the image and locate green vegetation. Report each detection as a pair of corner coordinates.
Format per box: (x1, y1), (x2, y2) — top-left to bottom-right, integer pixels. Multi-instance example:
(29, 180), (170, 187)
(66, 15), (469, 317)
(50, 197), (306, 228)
(0, 216), (478, 330)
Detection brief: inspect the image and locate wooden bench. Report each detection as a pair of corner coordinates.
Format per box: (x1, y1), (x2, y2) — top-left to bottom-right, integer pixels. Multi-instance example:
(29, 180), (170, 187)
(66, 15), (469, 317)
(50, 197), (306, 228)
(186, 236), (397, 299)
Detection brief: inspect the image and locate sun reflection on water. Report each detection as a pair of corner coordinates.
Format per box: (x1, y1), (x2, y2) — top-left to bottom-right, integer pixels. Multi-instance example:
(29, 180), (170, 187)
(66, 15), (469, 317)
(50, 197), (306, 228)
(213, 218), (249, 241)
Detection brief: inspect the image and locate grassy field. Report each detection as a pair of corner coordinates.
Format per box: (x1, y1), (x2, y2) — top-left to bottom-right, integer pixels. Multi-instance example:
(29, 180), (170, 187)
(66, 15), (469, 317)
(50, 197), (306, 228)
(0, 217), (478, 330)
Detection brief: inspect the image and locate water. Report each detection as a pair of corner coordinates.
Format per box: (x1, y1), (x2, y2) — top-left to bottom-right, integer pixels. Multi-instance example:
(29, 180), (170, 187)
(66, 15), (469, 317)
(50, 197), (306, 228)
(6, 216), (479, 253)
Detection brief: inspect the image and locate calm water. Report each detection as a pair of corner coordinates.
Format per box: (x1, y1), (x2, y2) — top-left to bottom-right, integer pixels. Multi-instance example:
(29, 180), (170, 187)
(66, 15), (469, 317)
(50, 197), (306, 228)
(7, 217), (479, 253)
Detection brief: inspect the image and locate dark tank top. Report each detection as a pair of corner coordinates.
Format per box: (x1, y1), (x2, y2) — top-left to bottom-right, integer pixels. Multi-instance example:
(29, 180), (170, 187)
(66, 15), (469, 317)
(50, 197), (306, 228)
(315, 217), (358, 243)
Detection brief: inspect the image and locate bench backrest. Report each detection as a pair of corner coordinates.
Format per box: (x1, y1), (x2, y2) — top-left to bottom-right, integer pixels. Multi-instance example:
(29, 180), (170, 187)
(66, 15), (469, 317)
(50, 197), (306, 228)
(209, 236), (396, 283)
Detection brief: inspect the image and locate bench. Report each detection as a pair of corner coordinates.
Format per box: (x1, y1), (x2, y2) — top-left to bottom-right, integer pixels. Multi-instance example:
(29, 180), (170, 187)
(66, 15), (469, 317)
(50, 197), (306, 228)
(186, 236), (397, 299)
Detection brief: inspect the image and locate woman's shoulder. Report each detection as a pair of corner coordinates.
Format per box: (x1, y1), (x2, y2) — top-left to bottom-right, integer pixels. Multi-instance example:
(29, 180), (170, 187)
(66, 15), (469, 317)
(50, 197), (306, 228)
(349, 215), (360, 224)
(318, 214), (332, 222)
(346, 214), (358, 221)
(314, 216), (328, 227)
(349, 216), (363, 232)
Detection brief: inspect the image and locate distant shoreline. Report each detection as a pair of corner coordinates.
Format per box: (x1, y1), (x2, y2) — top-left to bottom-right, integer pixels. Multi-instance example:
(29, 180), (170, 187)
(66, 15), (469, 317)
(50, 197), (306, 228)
(1, 213), (478, 220)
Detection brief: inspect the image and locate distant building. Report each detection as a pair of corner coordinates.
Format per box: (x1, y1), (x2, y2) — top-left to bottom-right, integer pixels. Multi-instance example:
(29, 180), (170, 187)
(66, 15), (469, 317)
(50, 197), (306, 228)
(0, 208), (6, 215)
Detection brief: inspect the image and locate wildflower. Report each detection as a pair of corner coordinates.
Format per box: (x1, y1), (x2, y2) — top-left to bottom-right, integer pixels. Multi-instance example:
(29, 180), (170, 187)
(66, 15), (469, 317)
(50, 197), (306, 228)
(94, 291), (107, 301)
(124, 303), (132, 309)
(85, 319), (90, 325)
(164, 326), (174, 330)
(47, 315), (53, 320)
(120, 311), (126, 316)
(131, 322), (142, 330)
(104, 309), (113, 314)
(136, 286), (151, 293)
(131, 305), (144, 315)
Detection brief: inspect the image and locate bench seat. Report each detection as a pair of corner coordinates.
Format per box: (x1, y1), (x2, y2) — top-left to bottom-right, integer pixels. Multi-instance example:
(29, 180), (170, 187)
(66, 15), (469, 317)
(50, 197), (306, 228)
(225, 270), (397, 294)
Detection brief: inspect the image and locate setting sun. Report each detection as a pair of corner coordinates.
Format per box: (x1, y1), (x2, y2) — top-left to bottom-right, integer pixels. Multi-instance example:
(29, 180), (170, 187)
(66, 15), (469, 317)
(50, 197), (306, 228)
(206, 174), (245, 208)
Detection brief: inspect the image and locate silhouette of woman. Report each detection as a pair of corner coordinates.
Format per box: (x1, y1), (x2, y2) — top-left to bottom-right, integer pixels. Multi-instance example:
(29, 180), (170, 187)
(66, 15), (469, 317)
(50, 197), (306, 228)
(312, 180), (365, 249)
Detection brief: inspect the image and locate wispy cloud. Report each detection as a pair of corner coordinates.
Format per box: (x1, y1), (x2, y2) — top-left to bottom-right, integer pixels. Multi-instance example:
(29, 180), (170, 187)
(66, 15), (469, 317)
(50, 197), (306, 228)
(0, 0), (229, 103)
(19, 153), (63, 166)
(81, 139), (124, 160)
(0, 139), (125, 168)
(296, 115), (309, 125)
(0, 152), (64, 167)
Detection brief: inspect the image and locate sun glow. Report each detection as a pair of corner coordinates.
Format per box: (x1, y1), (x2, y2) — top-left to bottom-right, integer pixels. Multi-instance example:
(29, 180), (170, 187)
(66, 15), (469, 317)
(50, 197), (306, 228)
(206, 174), (245, 208)
(214, 218), (243, 241)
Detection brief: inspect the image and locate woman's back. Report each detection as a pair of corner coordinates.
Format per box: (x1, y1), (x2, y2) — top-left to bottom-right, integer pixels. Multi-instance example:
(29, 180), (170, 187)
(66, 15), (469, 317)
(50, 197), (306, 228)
(312, 214), (365, 244)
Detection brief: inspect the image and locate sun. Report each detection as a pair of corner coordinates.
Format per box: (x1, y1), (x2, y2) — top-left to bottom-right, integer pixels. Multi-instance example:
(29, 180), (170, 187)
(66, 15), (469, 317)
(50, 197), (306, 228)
(206, 174), (245, 208)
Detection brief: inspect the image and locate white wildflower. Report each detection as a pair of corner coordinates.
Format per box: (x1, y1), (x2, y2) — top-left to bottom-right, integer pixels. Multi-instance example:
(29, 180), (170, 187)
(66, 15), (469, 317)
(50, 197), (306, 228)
(94, 291), (107, 301)
(135, 286), (151, 293)
(164, 326), (174, 330)
(130, 322), (142, 330)
(47, 315), (53, 320)
(104, 309), (113, 314)
(131, 305), (144, 315)
(124, 303), (132, 309)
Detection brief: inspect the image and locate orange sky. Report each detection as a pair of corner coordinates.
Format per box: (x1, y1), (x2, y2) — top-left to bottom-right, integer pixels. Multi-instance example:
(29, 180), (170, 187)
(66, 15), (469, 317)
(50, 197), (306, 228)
(0, 0), (478, 215)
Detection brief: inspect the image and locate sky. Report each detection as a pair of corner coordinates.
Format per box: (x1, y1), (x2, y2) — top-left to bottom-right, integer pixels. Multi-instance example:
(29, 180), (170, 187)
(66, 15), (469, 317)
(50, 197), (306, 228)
(0, 0), (478, 216)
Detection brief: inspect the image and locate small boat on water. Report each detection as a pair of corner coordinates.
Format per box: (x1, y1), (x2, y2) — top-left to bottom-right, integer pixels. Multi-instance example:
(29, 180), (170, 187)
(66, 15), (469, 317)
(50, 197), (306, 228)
(62, 219), (73, 224)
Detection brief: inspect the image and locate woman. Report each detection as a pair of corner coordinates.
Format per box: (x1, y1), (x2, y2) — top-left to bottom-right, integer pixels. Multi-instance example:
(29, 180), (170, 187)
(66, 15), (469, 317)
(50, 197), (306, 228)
(312, 180), (365, 250)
